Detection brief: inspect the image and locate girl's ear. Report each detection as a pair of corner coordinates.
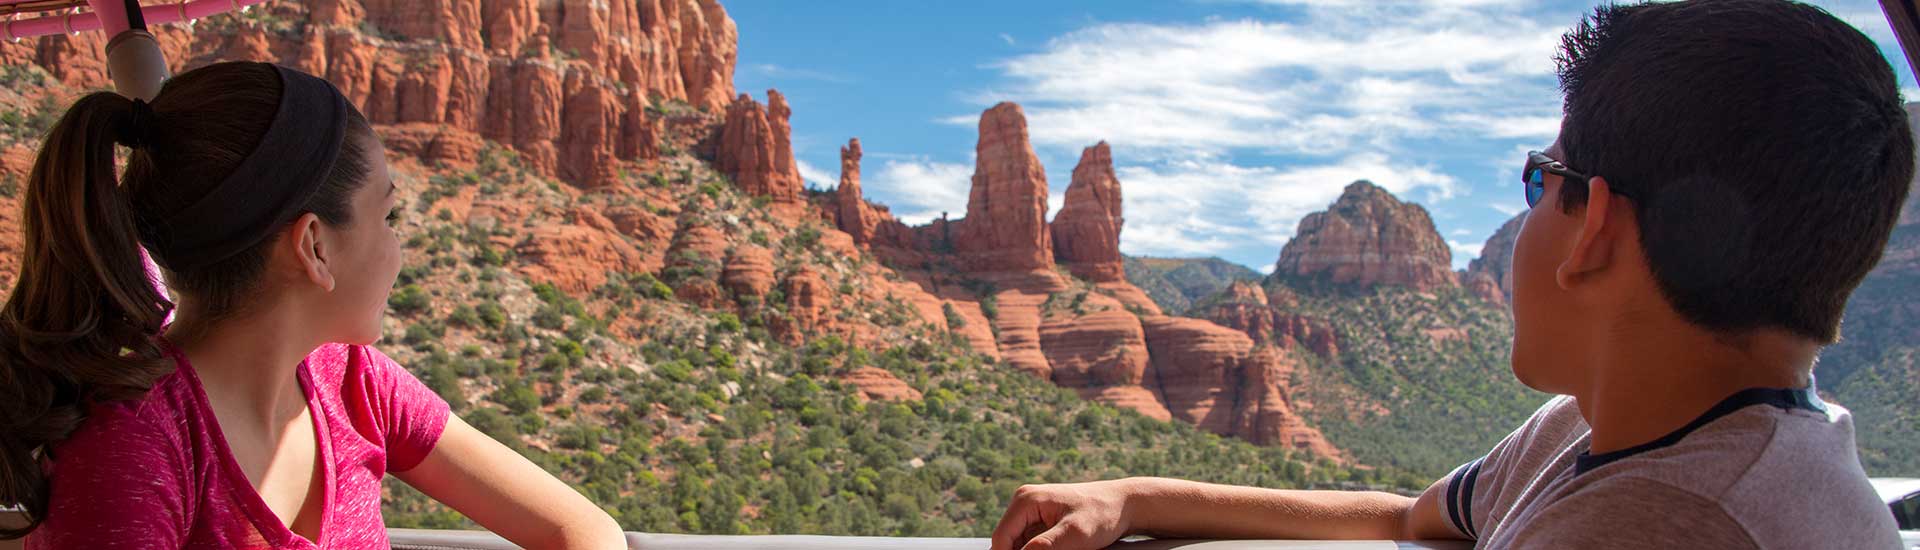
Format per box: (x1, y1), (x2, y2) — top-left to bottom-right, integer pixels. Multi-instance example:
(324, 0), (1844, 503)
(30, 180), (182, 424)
(288, 212), (336, 292)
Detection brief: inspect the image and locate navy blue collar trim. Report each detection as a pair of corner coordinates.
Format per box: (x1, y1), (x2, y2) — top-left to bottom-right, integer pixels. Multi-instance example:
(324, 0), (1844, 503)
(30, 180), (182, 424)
(1574, 385), (1825, 476)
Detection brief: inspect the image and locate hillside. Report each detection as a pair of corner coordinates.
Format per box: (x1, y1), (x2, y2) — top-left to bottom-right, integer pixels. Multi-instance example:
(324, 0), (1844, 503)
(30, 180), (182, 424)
(1822, 149), (1920, 475)
(1192, 183), (1542, 475)
(1122, 256), (1263, 315)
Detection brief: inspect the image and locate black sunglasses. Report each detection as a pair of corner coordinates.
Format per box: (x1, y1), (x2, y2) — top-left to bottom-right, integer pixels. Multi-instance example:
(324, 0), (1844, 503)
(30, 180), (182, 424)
(1521, 150), (1638, 208)
(1521, 151), (1585, 208)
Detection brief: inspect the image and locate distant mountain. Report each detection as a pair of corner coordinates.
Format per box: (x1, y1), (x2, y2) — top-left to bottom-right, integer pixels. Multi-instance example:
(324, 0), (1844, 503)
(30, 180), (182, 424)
(1194, 183), (1541, 476)
(1122, 256), (1263, 315)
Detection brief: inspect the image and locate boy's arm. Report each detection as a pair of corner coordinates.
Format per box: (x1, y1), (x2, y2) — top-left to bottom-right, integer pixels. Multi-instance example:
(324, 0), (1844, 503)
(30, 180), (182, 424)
(989, 476), (1462, 550)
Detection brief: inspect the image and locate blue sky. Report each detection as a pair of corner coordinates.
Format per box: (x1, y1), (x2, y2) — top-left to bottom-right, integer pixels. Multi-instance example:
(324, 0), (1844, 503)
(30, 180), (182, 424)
(727, 0), (1919, 273)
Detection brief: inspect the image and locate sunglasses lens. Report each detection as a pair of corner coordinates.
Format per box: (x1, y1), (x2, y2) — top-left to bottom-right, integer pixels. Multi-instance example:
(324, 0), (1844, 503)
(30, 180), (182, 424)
(1525, 169), (1545, 207)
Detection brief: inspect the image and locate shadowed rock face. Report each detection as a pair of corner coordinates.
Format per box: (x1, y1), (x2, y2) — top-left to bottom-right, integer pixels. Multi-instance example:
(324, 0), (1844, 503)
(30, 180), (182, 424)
(1274, 180), (1456, 292)
(956, 102), (1054, 273)
(1053, 141), (1125, 282)
(1464, 212), (1526, 305)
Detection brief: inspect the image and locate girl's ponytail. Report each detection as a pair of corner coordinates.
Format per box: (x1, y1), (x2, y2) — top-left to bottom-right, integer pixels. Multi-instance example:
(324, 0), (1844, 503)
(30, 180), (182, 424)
(0, 91), (174, 539)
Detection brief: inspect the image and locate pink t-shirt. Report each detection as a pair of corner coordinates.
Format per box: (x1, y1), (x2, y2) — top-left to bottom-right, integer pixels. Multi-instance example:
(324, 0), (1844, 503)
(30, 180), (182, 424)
(26, 342), (450, 549)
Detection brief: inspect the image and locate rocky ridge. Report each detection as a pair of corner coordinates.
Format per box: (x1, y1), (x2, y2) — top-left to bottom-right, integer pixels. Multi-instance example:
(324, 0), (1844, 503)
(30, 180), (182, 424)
(1273, 181), (1456, 293)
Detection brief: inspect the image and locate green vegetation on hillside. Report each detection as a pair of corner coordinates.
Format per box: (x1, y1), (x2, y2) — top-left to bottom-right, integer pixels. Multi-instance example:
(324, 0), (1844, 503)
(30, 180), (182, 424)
(366, 144), (1418, 536)
(1265, 282), (1544, 477)
(1823, 224), (1920, 476)
(1122, 256), (1263, 315)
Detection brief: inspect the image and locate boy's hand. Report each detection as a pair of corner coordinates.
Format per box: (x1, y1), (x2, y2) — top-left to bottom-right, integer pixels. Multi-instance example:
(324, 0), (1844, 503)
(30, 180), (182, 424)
(989, 480), (1134, 550)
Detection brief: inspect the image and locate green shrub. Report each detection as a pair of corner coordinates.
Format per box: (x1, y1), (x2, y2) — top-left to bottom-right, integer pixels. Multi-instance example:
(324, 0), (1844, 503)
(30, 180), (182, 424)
(389, 285), (432, 316)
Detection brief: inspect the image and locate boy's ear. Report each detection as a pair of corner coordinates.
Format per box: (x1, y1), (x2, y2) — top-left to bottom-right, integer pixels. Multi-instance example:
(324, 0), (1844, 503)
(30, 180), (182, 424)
(1555, 176), (1621, 290)
(289, 212), (336, 292)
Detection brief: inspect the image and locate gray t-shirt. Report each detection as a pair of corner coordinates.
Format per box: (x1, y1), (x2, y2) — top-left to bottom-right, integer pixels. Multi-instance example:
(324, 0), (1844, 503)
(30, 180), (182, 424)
(1439, 389), (1901, 549)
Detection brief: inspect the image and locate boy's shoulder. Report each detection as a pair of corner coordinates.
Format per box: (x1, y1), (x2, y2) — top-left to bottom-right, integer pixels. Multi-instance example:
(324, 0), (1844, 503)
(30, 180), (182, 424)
(1548, 401), (1899, 549)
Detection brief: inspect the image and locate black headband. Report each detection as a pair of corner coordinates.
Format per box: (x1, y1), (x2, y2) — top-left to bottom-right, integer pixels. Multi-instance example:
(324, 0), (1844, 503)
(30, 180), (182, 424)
(139, 64), (351, 273)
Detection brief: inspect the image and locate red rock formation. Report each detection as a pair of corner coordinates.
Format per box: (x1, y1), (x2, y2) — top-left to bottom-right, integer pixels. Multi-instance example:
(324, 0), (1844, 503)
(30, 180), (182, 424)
(1141, 316), (1256, 434)
(13, 1), (737, 187)
(834, 138), (884, 245)
(1274, 180), (1455, 291)
(1131, 317), (1338, 454)
(1231, 347), (1338, 456)
(991, 288), (1056, 378)
(665, 224), (727, 308)
(1196, 281), (1340, 359)
(1052, 141), (1125, 282)
(377, 124), (485, 168)
(713, 91), (801, 202)
(957, 102), (1052, 273)
(777, 269), (834, 344)
(1039, 310), (1171, 420)
(604, 204), (675, 245)
(513, 219), (651, 294)
(721, 246), (775, 298)
(1464, 212), (1526, 305)
(839, 367), (923, 402)
(767, 90), (804, 189)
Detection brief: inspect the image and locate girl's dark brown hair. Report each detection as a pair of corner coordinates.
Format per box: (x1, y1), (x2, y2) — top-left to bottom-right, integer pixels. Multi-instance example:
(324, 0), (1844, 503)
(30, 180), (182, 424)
(0, 61), (373, 538)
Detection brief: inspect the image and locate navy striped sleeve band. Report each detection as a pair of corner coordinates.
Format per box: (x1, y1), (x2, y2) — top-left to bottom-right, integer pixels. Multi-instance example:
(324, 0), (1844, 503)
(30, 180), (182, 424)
(1446, 456), (1485, 539)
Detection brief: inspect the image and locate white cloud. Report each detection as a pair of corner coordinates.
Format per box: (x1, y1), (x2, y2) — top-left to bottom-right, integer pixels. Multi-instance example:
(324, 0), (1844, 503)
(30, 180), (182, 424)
(796, 159), (836, 190)
(866, 156), (974, 225)
(999, 33), (1017, 46)
(1488, 202), (1526, 216)
(975, 6), (1571, 157)
(1447, 239), (1484, 269)
(1116, 153), (1458, 257)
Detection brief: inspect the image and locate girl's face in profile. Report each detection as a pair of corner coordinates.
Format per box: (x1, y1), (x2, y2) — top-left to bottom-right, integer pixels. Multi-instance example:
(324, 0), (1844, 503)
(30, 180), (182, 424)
(319, 133), (404, 345)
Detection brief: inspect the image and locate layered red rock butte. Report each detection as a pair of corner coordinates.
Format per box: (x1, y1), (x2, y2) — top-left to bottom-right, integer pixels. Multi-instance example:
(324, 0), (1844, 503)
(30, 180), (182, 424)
(1, 0), (737, 189)
(514, 206), (655, 294)
(1464, 212), (1526, 305)
(1274, 180), (1456, 291)
(839, 367), (923, 402)
(713, 90), (803, 202)
(956, 102), (1053, 273)
(1139, 317), (1337, 456)
(1052, 141), (1125, 282)
(1039, 310), (1168, 419)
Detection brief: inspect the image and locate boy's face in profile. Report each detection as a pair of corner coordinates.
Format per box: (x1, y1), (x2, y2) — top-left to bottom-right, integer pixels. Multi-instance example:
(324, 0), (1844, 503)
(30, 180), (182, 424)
(1509, 142), (1591, 394)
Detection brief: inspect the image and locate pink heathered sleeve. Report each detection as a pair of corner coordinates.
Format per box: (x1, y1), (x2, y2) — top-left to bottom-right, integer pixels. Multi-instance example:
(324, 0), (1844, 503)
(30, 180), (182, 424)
(343, 345), (450, 473)
(27, 403), (191, 549)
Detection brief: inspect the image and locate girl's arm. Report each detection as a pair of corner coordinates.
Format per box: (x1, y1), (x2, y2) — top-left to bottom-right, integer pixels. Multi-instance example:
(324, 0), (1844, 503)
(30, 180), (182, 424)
(392, 414), (624, 550)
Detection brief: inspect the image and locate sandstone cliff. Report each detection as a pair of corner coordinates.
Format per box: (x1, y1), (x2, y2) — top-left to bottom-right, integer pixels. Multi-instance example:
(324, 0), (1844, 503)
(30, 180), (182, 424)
(956, 102), (1053, 273)
(1273, 180), (1455, 292)
(1052, 142), (1125, 282)
(712, 90), (802, 202)
(0, 0), (737, 189)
